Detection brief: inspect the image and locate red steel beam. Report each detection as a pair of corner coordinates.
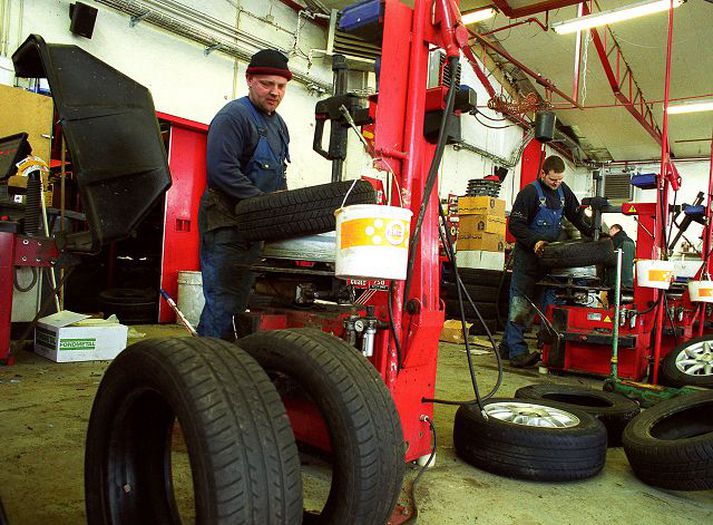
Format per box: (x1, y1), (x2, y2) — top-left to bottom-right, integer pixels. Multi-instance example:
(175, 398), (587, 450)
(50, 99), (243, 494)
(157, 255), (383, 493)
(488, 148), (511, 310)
(469, 30), (581, 108)
(583, 3), (663, 146)
(651, 0), (677, 385)
(698, 133), (713, 337)
(492, 0), (582, 18)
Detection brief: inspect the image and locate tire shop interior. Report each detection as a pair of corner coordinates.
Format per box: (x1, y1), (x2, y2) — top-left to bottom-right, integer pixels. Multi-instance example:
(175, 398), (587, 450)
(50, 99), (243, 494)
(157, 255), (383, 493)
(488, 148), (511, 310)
(1, 0), (713, 523)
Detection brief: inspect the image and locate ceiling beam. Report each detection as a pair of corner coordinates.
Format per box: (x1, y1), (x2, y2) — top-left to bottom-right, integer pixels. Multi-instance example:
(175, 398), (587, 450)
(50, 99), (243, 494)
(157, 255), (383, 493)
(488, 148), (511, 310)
(492, 0), (582, 18)
(583, 3), (663, 146)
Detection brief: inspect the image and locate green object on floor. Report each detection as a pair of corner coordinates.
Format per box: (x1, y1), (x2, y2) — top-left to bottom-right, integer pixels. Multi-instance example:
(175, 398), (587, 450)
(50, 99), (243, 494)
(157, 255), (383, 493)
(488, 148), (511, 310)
(605, 248), (703, 408)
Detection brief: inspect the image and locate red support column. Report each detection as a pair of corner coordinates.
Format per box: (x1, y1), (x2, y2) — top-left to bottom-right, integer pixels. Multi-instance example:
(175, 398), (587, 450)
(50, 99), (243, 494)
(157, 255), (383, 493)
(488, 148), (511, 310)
(0, 232), (16, 364)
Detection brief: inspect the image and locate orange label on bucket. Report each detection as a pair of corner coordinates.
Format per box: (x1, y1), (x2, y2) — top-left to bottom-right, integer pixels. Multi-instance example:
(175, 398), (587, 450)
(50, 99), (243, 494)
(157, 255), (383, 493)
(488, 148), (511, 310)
(340, 218), (409, 249)
(648, 270), (672, 282)
(699, 288), (713, 297)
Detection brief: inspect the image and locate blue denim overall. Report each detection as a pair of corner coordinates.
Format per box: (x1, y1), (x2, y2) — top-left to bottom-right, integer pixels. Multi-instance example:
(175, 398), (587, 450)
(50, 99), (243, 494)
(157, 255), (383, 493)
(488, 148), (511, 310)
(503, 180), (564, 358)
(198, 98), (289, 339)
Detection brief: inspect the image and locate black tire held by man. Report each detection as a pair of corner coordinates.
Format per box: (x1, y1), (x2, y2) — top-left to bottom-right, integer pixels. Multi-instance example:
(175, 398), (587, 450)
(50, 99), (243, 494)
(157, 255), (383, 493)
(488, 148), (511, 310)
(659, 336), (713, 388)
(84, 337), (303, 525)
(237, 328), (405, 525)
(538, 238), (615, 269)
(514, 384), (641, 447)
(234, 180), (377, 242)
(453, 398), (607, 481)
(623, 391), (713, 491)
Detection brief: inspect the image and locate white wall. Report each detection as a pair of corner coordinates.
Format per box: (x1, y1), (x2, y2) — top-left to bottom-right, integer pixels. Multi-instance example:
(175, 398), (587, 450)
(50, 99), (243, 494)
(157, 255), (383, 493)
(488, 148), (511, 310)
(0, 0), (587, 203)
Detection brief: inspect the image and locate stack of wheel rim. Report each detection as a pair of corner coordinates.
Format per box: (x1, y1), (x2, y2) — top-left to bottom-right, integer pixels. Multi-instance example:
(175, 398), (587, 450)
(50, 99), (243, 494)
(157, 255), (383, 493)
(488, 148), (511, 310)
(466, 178), (501, 198)
(85, 329), (406, 524)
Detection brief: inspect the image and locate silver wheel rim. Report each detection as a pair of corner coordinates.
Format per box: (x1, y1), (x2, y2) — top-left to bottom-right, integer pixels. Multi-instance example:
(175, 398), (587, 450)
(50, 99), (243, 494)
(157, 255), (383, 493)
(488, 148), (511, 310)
(675, 340), (713, 377)
(484, 401), (580, 428)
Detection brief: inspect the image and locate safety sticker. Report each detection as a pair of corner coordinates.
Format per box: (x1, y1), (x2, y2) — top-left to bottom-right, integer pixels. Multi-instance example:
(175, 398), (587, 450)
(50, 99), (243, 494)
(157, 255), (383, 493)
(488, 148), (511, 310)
(587, 313), (602, 321)
(603, 315), (612, 323)
(628, 205), (637, 213)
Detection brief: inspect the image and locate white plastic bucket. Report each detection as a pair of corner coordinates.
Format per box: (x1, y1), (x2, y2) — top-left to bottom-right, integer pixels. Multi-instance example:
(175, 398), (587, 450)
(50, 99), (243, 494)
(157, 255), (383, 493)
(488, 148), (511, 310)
(177, 271), (204, 327)
(689, 280), (713, 302)
(335, 204), (413, 280)
(636, 259), (674, 290)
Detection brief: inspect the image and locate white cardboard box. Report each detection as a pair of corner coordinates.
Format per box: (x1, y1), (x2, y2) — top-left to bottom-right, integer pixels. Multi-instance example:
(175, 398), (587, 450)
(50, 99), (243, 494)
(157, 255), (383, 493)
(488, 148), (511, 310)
(34, 310), (128, 363)
(456, 250), (505, 271)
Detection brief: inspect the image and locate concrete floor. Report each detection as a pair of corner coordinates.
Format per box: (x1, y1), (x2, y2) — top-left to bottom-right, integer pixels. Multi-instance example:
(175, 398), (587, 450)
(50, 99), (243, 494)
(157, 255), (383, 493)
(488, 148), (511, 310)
(1, 326), (712, 524)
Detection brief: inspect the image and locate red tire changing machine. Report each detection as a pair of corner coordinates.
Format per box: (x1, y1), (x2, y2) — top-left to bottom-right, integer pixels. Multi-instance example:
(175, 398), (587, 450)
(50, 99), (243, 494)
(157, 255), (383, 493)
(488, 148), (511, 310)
(542, 142), (713, 383)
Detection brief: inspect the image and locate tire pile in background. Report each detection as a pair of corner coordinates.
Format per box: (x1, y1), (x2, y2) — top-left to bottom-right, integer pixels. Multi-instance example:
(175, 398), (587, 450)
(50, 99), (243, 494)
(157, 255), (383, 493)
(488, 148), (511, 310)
(441, 267), (510, 335)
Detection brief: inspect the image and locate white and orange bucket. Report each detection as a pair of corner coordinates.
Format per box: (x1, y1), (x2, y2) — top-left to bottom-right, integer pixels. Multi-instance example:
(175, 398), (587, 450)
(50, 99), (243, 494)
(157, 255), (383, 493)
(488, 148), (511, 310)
(688, 280), (713, 302)
(636, 259), (675, 290)
(334, 204), (412, 280)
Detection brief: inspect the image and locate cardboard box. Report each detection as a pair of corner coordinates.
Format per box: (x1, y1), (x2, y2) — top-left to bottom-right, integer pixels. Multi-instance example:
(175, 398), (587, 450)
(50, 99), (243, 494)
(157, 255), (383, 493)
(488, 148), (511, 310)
(458, 196), (505, 217)
(458, 232), (505, 252)
(459, 214), (507, 236)
(456, 250), (505, 271)
(439, 319), (472, 344)
(34, 310), (128, 363)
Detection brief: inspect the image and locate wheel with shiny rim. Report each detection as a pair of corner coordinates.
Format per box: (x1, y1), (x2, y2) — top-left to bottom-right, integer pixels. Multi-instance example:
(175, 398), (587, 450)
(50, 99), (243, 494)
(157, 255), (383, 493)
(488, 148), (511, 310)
(660, 336), (713, 388)
(483, 401), (580, 428)
(514, 384), (641, 446)
(453, 397), (607, 481)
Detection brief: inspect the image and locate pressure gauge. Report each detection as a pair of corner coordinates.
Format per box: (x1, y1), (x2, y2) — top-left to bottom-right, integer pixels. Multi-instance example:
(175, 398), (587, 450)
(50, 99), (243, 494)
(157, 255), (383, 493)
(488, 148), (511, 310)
(354, 319), (366, 333)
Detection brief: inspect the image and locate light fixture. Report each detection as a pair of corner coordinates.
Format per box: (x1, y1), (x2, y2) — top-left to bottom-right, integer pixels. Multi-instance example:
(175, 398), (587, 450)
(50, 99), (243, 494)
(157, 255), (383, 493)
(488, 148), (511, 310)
(667, 100), (713, 115)
(552, 0), (685, 35)
(461, 8), (497, 26)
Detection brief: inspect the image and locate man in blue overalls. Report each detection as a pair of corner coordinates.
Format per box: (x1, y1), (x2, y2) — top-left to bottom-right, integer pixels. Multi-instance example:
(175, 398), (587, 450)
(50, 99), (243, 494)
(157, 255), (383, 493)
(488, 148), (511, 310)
(502, 155), (593, 367)
(198, 49), (291, 339)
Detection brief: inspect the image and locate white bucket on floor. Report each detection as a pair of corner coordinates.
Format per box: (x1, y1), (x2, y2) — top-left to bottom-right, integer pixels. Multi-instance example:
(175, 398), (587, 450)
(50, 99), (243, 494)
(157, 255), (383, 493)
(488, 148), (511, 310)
(636, 259), (674, 290)
(689, 280), (713, 302)
(177, 271), (204, 327)
(335, 204), (412, 280)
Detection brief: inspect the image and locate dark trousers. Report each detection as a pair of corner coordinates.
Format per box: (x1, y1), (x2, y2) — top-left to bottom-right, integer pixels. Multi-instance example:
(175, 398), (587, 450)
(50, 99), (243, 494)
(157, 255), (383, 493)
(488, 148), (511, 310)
(197, 224), (262, 340)
(502, 245), (554, 358)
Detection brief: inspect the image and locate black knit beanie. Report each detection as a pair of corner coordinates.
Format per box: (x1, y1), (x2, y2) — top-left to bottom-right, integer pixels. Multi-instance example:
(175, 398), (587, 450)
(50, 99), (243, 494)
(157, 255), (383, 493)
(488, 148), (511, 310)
(246, 49), (292, 81)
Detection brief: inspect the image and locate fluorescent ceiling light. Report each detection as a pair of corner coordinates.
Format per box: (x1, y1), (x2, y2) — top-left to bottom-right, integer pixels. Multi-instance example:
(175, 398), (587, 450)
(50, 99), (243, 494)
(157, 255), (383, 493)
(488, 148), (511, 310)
(667, 101), (713, 114)
(552, 0), (684, 35)
(461, 8), (497, 26)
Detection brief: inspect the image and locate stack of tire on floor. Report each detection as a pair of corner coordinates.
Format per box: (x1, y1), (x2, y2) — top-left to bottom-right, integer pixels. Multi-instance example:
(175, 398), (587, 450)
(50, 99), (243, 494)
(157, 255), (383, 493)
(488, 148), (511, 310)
(452, 384), (631, 482)
(454, 383), (713, 491)
(85, 182), (407, 524)
(441, 268), (510, 335)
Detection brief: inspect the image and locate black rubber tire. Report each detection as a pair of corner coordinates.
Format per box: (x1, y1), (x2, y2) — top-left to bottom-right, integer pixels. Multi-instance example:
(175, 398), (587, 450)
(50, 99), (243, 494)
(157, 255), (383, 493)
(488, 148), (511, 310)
(659, 336), (713, 388)
(234, 180), (377, 242)
(443, 267), (503, 286)
(98, 288), (158, 325)
(85, 337), (302, 525)
(237, 328), (405, 525)
(445, 299), (497, 319)
(441, 282), (497, 303)
(539, 239), (615, 269)
(453, 398), (607, 481)
(514, 384), (641, 447)
(623, 391), (713, 490)
(468, 318), (498, 336)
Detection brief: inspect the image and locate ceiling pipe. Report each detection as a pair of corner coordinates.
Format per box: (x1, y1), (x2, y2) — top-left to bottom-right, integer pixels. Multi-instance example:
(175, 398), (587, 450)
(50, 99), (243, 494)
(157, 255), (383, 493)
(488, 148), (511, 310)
(480, 16), (548, 36)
